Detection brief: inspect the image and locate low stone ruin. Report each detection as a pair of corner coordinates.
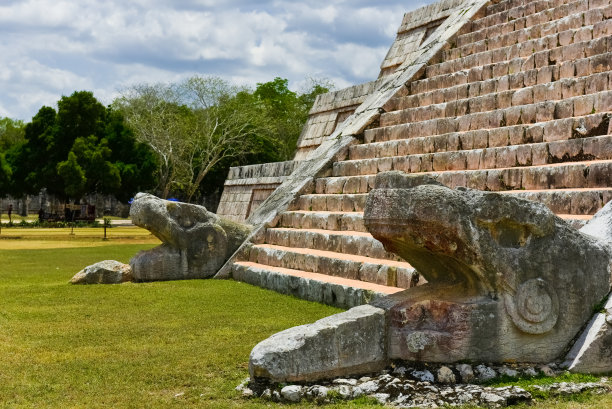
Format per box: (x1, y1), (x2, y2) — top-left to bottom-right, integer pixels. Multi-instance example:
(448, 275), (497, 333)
(129, 193), (252, 281)
(249, 172), (612, 382)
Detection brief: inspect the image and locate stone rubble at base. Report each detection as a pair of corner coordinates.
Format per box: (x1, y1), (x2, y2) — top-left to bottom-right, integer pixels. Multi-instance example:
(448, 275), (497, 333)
(237, 364), (611, 407)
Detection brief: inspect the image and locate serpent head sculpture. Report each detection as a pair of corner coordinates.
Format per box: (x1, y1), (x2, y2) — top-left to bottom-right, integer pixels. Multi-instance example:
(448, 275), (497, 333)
(364, 172), (612, 363)
(129, 193), (252, 281)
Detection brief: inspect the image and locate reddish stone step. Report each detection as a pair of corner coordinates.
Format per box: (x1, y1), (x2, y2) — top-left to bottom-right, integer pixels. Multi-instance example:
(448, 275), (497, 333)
(247, 243), (417, 289)
(231, 261), (405, 309)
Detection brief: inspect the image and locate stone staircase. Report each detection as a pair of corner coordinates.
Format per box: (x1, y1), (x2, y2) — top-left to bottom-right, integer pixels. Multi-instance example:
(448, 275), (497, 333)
(230, 0), (612, 308)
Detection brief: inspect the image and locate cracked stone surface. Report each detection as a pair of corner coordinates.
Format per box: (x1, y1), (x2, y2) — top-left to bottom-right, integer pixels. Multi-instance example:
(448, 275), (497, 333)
(129, 193), (251, 281)
(364, 171), (612, 363)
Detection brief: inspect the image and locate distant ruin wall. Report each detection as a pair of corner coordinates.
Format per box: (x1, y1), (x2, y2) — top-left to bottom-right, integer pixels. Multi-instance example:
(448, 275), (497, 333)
(216, 161), (298, 223)
(0, 192), (129, 218)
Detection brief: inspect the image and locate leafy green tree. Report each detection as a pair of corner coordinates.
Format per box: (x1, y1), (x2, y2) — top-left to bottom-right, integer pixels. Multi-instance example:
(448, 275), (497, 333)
(9, 91), (157, 201)
(0, 117), (25, 151)
(116, 77), (277, 201)
(0, 152), (13, 195)
(56, 151), (86, 199)
(253, 77), (332, 160)
(104, 110), (158, 201)
(115, 76), (331, 203)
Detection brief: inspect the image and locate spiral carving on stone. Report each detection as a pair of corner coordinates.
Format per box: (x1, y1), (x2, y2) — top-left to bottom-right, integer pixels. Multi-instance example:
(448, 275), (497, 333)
(504, 278), (559, 334)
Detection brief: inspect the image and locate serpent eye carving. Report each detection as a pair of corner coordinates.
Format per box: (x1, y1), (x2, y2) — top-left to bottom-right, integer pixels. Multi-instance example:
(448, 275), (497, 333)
(504, 279), (559, 335)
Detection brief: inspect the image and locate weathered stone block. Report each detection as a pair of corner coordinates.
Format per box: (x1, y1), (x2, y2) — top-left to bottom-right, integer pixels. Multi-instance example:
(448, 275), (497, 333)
(364, 172), (611, 363)
(249, 305), (387, 382)
(563, 291), (612, 374)
(71, 260), (132, 285)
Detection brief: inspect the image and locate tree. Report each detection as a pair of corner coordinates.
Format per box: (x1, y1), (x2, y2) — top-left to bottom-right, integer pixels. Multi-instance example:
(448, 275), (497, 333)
(116, 76), (273, 201)
(114, 84), (191, 199)
(0, 117), (25, 151)
(56, 151), (86, 199)
(253, 77), (332, 160)
(115, 76), (332, 204)
(9, 91), (157, 201)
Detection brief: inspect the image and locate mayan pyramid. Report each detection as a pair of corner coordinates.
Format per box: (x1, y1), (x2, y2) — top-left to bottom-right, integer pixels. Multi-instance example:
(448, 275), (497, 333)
(215, 0), (612, 307)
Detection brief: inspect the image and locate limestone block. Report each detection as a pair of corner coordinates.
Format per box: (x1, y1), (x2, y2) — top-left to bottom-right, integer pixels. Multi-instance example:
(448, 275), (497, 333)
(249, 305), (387, 382)
(129, 193), (251, 281)
(581, 200), (612, 242)
(564, 292), (612, 374)
(71, 260), (132, 285)
(364, 172), (611, 363)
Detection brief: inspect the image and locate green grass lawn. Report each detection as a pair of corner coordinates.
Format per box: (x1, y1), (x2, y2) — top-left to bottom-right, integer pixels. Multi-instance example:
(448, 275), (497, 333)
(0, 238), (610, 408)
(0, 243), (346, 408)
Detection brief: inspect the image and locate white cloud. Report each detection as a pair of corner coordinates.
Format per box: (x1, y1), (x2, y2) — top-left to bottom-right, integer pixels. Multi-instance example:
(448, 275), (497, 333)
(0, 0), (434, 120)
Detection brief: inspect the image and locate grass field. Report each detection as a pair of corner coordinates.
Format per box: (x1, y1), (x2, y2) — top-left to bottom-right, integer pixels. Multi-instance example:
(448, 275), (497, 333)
(0, 230), (611, 408)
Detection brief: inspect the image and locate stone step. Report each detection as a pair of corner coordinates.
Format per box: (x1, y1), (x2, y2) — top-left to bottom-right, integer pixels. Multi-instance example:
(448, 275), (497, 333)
(267, 226), (393, 258)
(231, 261), (405, 309)
(315, 159), (612, 194)
(295, 188), (612, 216)
(290, 193), (368, 213)
(485, 0), (573, 17)
(279, 211), (368, 232)
(379, 90), (612, 129)
(466, 0), (610, 42)
(557, 213), (592, 228)
(449, 1), (612, 64)
(336, 135), (612, 177)
(385, 68), (612, 114)
(404, 39), (611, 100)
(247, 244), (417, 289)
(357, 115), (610, 160)
(425, 27), (611, 82)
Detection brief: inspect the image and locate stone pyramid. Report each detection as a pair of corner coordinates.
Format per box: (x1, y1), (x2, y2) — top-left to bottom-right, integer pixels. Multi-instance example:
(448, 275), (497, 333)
(215, 0), (612, 309)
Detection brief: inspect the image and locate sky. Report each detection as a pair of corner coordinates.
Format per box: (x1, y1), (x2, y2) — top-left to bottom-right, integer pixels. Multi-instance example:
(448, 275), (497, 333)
(0, 0), (434, 121)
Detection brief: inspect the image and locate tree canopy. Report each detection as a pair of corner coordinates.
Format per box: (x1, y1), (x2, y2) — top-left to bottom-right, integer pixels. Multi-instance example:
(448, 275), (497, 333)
(1, 91), (157, 201)
(1, 76), (331, 207)
(115, 75), (331, 202)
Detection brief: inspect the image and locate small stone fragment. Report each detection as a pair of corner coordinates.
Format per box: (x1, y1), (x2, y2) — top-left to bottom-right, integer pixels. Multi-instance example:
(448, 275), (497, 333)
(437, 366), (456, 384)
(393, 366), (408, 376)
(480, 392), (506, 406)
(372, 393), (390, 404)
(412, 369), (435, 382)
(333, 378), (357, 386)
(280, 385), (302, 402)
(356, 380), (379, 394)
(498, 366), (519, 377)
(523, 367), (538, 377)
(457, 364), (475, 383)
(539, 365), (556, 376)
(70, 260), (133, 285)
(335, 385), (353, 399)
(475, 365), (497, 382)
(305, 385), (328, 401)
